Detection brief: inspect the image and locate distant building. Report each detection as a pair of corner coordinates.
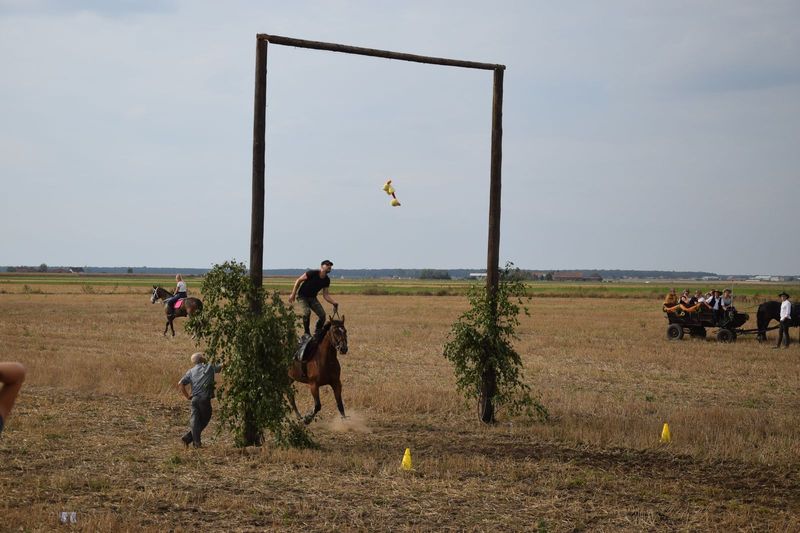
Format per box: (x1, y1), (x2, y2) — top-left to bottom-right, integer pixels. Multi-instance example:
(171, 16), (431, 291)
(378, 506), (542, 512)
(469, 272), (487, 280)
(751, 275), (793, 282)
(552, 271), (602, 282)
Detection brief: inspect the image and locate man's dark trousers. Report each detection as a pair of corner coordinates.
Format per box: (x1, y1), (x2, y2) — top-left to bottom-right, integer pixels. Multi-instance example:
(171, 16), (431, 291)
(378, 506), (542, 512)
(299, 296), (326, 336)
(777, 319), (791, 348)
(182, 395), (212, 447)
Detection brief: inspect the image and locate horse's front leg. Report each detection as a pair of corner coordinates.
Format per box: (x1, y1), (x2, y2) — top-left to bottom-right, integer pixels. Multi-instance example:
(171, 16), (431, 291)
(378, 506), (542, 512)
(163, 318), (170, 336)
(332, 380), (346, 419)
(303, 384), (322, 425)
(170, 318), (175, 337)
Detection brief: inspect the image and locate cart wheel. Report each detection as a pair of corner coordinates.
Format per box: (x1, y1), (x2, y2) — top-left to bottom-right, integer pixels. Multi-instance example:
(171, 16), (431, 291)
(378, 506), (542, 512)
(716, 329), (736, 343)
(667, 324), (684, 341)
(690, 327), (707, 339)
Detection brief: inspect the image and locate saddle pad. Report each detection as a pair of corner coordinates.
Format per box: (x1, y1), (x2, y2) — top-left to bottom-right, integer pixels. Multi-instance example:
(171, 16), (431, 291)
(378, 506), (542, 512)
(294, 335), (315, 362)
(174, 299), (184, 310)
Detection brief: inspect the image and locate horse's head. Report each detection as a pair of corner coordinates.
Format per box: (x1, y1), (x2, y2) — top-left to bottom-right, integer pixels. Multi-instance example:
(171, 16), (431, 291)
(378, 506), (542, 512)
(151, 285), (159, 304)
(328, 317), (348, 354)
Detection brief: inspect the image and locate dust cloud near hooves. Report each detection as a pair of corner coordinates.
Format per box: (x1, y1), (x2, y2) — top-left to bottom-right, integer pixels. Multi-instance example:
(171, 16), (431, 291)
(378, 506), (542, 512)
(327, 410), (371, 433)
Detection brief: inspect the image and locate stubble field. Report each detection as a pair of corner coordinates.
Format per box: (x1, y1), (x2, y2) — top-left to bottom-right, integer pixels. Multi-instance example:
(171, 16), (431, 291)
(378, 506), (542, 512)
(1, 281), (799, 531)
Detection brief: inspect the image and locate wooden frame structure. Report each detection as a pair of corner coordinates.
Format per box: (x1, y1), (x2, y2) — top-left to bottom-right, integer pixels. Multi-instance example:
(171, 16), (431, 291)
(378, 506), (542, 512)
(250, 34), (505, 305)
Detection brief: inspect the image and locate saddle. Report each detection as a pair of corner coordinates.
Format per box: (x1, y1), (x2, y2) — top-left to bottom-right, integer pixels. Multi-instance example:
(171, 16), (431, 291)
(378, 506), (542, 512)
(294, 335), (316, 362)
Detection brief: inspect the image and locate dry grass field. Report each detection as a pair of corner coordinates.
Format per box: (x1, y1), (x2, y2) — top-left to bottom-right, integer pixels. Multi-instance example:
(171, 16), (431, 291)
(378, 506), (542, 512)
(1, 283), (799, 531)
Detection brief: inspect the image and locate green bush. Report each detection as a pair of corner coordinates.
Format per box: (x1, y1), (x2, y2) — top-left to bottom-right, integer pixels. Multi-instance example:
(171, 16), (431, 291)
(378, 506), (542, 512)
(443, 263), (547, 423)
(187, 260), (313, 448)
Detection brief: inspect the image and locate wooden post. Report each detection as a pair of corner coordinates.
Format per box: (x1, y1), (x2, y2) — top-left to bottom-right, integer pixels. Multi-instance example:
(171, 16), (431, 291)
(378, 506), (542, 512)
(250, 38), (267, 314)
(245, 37), (268, 446)
(258, 34), (500, 71)
(486, 66), (504, 300)
(480, 66), (504, 424)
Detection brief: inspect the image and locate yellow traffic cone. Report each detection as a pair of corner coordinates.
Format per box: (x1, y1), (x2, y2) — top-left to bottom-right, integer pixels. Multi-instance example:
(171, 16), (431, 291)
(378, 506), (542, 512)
(660, 422), (671, 443)
(401, 448), (413, 470)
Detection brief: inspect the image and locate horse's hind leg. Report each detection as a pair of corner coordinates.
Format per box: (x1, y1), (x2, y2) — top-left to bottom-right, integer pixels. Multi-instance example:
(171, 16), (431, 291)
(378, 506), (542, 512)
(303, 384), (322, 425)
(332, 380), (346, 419)
(288, 388), (303, 420)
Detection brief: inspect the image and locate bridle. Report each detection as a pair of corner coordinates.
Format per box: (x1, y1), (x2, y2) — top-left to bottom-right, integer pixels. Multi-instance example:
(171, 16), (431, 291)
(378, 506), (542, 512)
(151, 286), (171, 304)
(329, 322), (348, 354)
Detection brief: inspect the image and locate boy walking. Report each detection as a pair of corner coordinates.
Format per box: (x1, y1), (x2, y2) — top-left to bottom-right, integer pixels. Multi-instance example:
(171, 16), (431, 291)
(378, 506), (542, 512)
(178, 352), (222, 448)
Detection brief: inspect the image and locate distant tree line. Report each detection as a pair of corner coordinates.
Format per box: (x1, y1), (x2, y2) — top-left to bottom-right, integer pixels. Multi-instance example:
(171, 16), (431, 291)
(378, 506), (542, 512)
(1, 265), (723, 280)
(419, 269), (451, 280)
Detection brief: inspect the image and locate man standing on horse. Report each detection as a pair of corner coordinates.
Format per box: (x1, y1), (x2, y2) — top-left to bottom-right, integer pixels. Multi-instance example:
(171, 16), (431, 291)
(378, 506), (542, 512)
(288, 259), (339, 340)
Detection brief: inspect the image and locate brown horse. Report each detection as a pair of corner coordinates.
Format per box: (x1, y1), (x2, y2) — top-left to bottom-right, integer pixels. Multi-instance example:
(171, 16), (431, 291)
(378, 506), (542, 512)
(288, 316), (348, 424)
(150, 286), (203, 336)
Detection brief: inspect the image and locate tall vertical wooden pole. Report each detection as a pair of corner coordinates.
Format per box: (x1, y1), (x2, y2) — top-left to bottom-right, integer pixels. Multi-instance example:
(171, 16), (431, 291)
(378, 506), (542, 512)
(486, 67), (504, 300)
(480, 66), (504, 424)
(250, 38), (268, 314)
(244, 38), (268, 446)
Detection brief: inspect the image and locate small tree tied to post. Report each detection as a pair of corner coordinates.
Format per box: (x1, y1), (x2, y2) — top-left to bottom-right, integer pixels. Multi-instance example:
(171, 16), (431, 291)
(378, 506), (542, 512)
(187, 261), (314, 448)
(444, 263), (548, 424)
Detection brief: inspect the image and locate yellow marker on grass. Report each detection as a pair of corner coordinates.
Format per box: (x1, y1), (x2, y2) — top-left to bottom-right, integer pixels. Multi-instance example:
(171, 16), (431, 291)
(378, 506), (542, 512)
(401, 448), (413, 470)
(660, 423), (671, 443)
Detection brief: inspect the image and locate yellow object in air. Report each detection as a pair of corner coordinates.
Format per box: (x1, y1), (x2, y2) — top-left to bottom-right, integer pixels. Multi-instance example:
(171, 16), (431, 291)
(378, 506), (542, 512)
(660, 423), (671, 443)
(383, 179), (401, 206)
(401, 448), (413, 470)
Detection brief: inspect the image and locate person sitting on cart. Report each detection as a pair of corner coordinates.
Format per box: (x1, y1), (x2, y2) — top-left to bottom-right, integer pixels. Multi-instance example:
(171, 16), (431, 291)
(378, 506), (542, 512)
(664, 288), (678, 308)
(721, 288), (735, 311)
(679, 290), (691, 306)
(720, 288), (736, 324)
(690, 290), (702, 306)
(695, 290), (712, 308)
(707, 289), (722, 324)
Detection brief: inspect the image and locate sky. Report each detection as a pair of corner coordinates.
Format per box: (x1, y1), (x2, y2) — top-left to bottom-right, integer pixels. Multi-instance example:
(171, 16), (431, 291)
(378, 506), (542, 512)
(1, 1), (798, 275)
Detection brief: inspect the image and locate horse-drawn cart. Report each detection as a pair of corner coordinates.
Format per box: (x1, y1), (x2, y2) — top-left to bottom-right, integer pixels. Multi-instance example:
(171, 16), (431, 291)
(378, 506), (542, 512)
(664, 304), (749, 342)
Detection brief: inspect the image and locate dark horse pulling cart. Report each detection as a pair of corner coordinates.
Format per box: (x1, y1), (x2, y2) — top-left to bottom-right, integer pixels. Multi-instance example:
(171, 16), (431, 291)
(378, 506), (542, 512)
(664, 304), (750, 342)
(756, 300), (800, 342)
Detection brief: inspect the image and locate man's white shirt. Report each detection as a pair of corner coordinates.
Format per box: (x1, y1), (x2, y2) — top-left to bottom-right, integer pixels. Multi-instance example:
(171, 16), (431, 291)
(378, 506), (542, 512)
(780, 300), (792, 321)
